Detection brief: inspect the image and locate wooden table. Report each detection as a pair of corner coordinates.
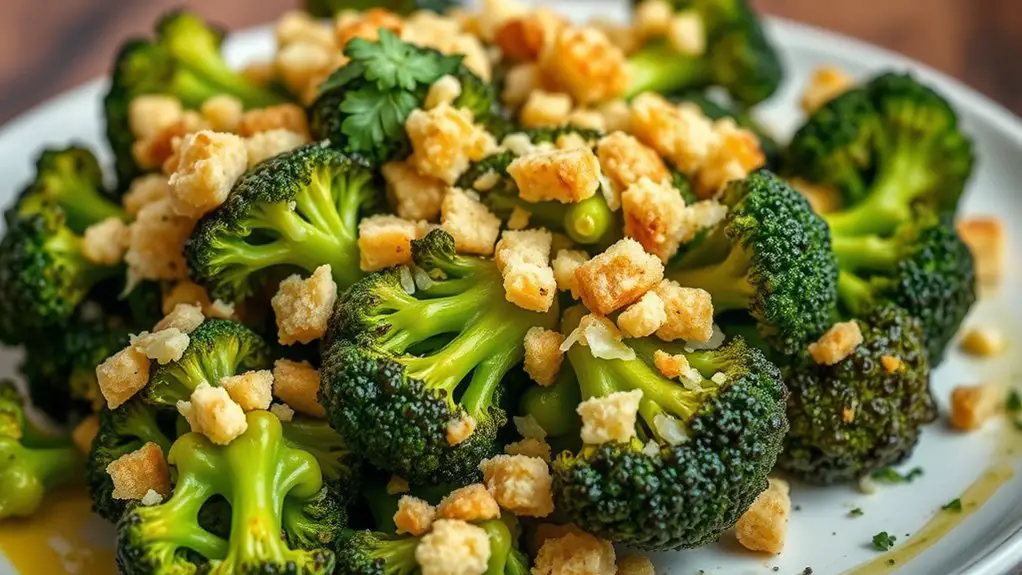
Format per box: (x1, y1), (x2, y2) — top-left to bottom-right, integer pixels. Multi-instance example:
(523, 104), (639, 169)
(0, 0), (1019, 123)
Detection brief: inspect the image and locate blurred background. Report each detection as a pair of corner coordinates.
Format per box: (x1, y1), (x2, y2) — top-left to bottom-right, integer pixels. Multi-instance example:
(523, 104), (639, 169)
(0, 0), (1019, 123)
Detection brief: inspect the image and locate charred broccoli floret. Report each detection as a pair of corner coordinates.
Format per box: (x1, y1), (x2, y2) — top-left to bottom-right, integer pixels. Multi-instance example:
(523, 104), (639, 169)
(666, 171), (839, 354)
(321, 229), (559, 483)
(780, 305), (937, 484)
(547, 306), (787, 550)
(186, 144), (378, 302)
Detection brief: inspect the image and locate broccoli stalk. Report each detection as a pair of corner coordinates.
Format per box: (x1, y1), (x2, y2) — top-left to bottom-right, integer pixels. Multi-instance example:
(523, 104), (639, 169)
(665, 170), (838, 354)
(281, 417), (362, 503)
(116, 412), (336, 574)
(322, 229), (559, 484)
(187, 145), (377, 302)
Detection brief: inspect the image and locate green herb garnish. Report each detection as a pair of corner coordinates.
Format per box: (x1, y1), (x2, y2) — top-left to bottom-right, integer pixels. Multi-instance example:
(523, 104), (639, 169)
(871, 467), (924, 483)
(942, 498), (963, 512)
(872, 531), (897, 551)
(849, 508), (864, 517)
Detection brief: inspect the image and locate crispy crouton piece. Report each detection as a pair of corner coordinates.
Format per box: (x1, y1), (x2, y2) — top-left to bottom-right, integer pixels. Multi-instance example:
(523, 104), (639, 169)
(441, 188), (502, 255)
(577, 389), (642, 445)
(134, 112), (211, 172)
(446, 414), (478, 446)
(575, 238), (664, 315)
(696, 119), (765, 198)
(161, 281), (236, 322)
(494, 8), (565, 62)
(960, 326), (1006, 357)
(274, 41), (342, 101)
(503, 261), (557, 312)
(634, 0), (672, 39)
(166, 131), (248, 218)
(275, 10), (335, 49)
(176, 382), (248, 445)
(269, 402), (295, 422)
(238, 104), (310, 138)
(474, 0), (527, 41)
(358, 215), (423, 272)
(617, 554), (656, 575)
(597, 99), (630, 134)
(881, 355), (903, 373)
(272, 359), (325, 418)
(479, 454), (554, 517)
(630, 93), (716, 175)
(72, 415), (100, 454)
(154, 303), (205, 334)
(950, 382), (1003, 431)
(617, 291), (666, 338)
(808, 320), (863, 365)
(128, 95), (183, 139)
(271, 265), (338, 345)
(502, 63), (542, 108)
(394, 495), (436, 537)
(406, 104), (497, 184)
(425, 74), (463, 110)
(524, 327), (565, 386)
(336, 8), (403, 47)
(801, 65), (855, 114)
(244, 129), (309, 168)
(130, 329), (190, 365)
(82, 217), (129, 266)
(507, 206), (531, 230)
(596, 132), (671, 191)
(666, 12), (706, 56)
(621, 177), (689, 261)
(200, 95), (244, 133)
(96, 346), (151, 409)
(437, 484), (501, 522)
(505, 437), (552, 462)
(957, 216), (1005, 288)
(552, 249), (588, 297)
(653, 350), (688, 380)
(106, 442), (171, 501)
(654, 280), (714, 342)
(123, 174), (172, 217)
(125, 198), (195, 282)
(415, 519), (492, 575)
(539, 26), (628, 105)
(506, 147), (601, 204)
(387, 475), (410, 495)
(735, 477), (791, 554)
(220, 370), (273, 412)
(494, 229), (553, 271)
(520, 90), (573, 128)
(381, 161), (446, 222)
(532, 532), (616, 575)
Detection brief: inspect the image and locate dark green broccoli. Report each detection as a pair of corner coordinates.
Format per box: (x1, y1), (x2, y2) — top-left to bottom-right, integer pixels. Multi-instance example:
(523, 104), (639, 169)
(310, 30), (497, 165)
(86, 400), (175, 523)
(546, 305), (786, 550)
(674, 91), (782, 168)
(665, 170), (839, 354)
(0, 380), (83, 520)
(104, 10), (286, 188)
(116, 411), (337, 574)
(321, 229), (559, 484)
(0, 147), (126, 344)
(626, 0), (783, 106)
(186, 144), (378, 303)
(305, 0), (459, 17)
(779, 305), (937, 484)
(143, 319), (272, 407)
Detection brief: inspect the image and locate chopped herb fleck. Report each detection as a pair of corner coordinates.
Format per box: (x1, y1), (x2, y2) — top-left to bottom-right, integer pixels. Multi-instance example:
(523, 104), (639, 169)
(872, 531), (897, 551)
(871, 467), (924, 483)
(887, 559), (896, 566)
(942, 498), (963, 512)
(849, 507), (864, 517)
(793, 504), (802, 511)
(1007, 389), (1021, 412)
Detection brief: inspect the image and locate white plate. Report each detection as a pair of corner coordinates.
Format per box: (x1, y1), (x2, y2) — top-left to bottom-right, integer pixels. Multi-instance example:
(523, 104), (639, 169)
(2, 4), (1022, 574)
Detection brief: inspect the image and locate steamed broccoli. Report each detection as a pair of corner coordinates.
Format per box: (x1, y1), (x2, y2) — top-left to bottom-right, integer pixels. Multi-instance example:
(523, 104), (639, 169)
(321, 229), (559, 484)
(0, 147), (126, 344)
(666, 171), (839, 354)
(310, 30), (498, 165)
(545, 305), (787, 550)
(626, 0), (783, 106)
(104, 10), (286, 188)
(186, 144), (378, 303)
(0, 381), (83, 520)
(116, 411), (338, 574)
(305, 0), (460, 17)
(779, 305), (937, 484)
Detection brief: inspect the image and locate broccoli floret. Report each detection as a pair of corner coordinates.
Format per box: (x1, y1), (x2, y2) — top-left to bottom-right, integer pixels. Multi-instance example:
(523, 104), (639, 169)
(310, 30), (497, 165)
(104, 11), (286, 188)
(281, 416), (362, 503)
(305, 0), (459, 17)
(321, 229), (559, 484)
(186, 144), (378, 302)
(86, 400), (175, 523)
(550, 305), (787, 550)
(674, 91), (782, 168)
(143, 319), (272, 407)
(116, 411), (337, 574)
(786, 73), (974, 236)
(780, 305), (937, 484)
(665, 171), (839, 354)
(0, 381), (83, 520)
(626, 0), (783, 106)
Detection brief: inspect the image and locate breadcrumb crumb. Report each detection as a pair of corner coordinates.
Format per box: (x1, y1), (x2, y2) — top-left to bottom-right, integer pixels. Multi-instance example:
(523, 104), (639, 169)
(176, 382), (248, 445)
(106, 442), (171, 501)
(272, 359), (325, 418)
(479, 454), (554, 517)
(395, 495), (437, 537)
(387, 475), (410, 495)
(552, 249), (588, 297)
(617, 291), (666, 338)
(415, 519), (491, 575)
(220, 370), (273, 412)
(959, 326), (1006, 358)
(801, 65), (855, 114)
(154, 303), (205, 334)
(72, 415), (100, 454)
(532, 531), (616, 575)
(506, 147), (601, 204)
(441, 188), (502, 255)
(358, 215), (425, 272)
(406, 104), (497, 184)
(654, 280), (714, 342)
(167, 131), (248, 218)
(735, 477), (791, 554)
(957, 217), (1005, 288)
(381, 160), (446, 222)
(125, 198), (195, 283)
(617, 554), (656, 575)
(505, 437), (552, 462)
(524, 327), (565, 386)
(575, 238), (664, 315)
(130, 329), (190, 365)
(808, 321), (863, 365)
(577, 389), (642, 445)
(446, 414), (478, 446)
(96, 346), (151, 409)
(82, 217), (128, 266)
(271, 265), (338, 345)
(949, 382), (1002, 431)
(437, 484), (501, 522)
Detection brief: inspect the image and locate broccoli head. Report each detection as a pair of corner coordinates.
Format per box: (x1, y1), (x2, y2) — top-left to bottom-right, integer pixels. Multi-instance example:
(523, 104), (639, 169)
(321, 229), (559, 484)
(550, 305), (787, 550)
(105, 10), (286, 187)
(186, 144), (378, 302)
(780, 305), (937, 484)
(0, 381), (83, 520)
(305, 0), (459, 17)
(666, 171), (839, 354)
(626, 0), (783, 106)
(116, 411), (337, 574)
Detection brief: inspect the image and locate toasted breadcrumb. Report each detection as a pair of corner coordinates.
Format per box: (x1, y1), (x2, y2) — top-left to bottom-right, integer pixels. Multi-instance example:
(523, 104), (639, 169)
(274, 41), (341, 101)
(495, 229), (553, 271)
(630, 94), (716, 174)
(596, 132), (671, 192)
(124, 174), (172, 217)
(241, 60), (276, 87)
(696, 119), (765, 197)
(140, 489), (164, 507)
(134, 112), (210, 171)
(72, 415), (100, 454)
(167, 131), (248, 218)
(524, 327), (565, 386)
(539, 25), (628, 104)
(506, 147), (601, 204)
(552, 249), (588, 297)
(505, 437), (552, 462)
(503, 261), (557, 312)
(575, 238), (664, 315)
(507, 206), (532, 230)
(437, 484), (501, 522)
(96, 346), (151, 409)
(475, 0), (528, 41)
(415, 519), (492, 575)
(406, 104), (497, 184)
(621, 177), (689, 261)
(272, 359), (325, 418)
(276, 10), (335, 49)
(336, 8), (403, 47)
(520, 90), (573, 128)
(479, 454), (554, 517)
(666, 11), (706, 56)
(238, 104), (310, 138)
(735, 477), (791, 554)
(494, 8), (564, 62)
(200, 94), (243, 133)
(532, 531), (616, 575)
(880, 355), (903, 373)
(220, 370), (273, 412)
(358, 215), (425, 272)
(271, 265), (338, 345)
(446, 414), (478, 446)
(634, 0), (672, 39)
(176, 382), (248, 445)
(960, 326), (1006, 358)
(424, 74), (463, 110)
(128, 95), (183, 139)
(395, 496), (437, 537)
(801, 65), (855, 113)
(653, 350), (691, 380)
(950, 382), (1003, 431)
(125, 198), (195, 282)
(617, 291), (667, 338)
(244, 129), (309, 167)
(82, 217), (129, 266)
(381, 161), (447, 221)
(617, 554), (656, 575)
(130, 329), (190, 365)
(502, 63), (542, 108)
(387, 475), (410, 495)
(956, 217), (1005, 288)
(154, 303), (205, 334)
(441, 188), (502, 255)
(654, 280), (714, 342)
(269, 402), (295, 422)
(577, 389), (642, 445)
(162, 280), (212, 315)
(808, 320), (863, 365)
(106, 442), (171, 501)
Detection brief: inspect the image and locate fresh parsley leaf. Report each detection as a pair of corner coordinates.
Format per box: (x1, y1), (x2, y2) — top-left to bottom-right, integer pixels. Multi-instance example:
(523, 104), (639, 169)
(848, 508), (864, 517)
(942, 498), (963, 512)
(872, 531), (897, 551)
(1007, 389), (1022, 412)
(346, 30), (460, 91)
(340, 85), (419, 153)
(318, 61), (366, 94)
(871, 467), (924, 483)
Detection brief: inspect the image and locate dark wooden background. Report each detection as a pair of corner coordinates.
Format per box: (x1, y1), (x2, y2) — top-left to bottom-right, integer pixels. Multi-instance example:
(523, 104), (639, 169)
(0, 0), (1020, 124)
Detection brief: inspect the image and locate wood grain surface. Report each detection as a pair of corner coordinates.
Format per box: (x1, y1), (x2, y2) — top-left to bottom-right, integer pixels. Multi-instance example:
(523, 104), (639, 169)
(0, 0), (1019, 123)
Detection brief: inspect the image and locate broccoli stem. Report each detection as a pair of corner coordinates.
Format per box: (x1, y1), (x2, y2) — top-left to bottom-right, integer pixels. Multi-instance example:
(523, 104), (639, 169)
(836, 271), (876, 315)
(626, 42), (713, 99)
(830, 234), (900, 271)
(460, 344), (520, 418)
(380, 278), (496, 351)
(667, 246), (754, 311)
(137, 476), (228, 560)
(374, 537), (420, 572)
(23, 444), (83, 489)
(564, 195), (615, 244)
(520, 368), (581, 438)
(50, 229), (121, 287)
(38, 181), (125, 234)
